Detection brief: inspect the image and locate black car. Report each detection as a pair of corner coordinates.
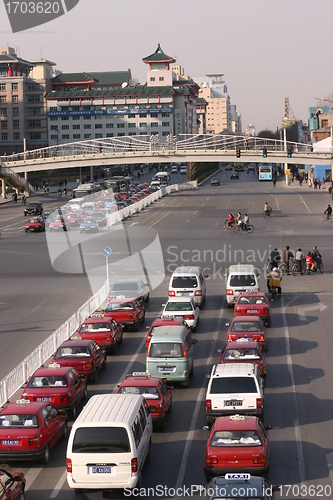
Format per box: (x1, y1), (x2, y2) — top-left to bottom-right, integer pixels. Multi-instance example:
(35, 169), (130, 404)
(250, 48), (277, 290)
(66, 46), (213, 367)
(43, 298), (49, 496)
(24, 202), (43, 216)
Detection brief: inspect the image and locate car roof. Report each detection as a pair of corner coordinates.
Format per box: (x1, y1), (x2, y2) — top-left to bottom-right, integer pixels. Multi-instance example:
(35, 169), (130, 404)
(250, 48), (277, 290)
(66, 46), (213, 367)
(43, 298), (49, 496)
(237, 292), (267, 298)
(106, 297), (137, 304)
(120, 375), (160, 386)
(213, 415), (259, 431)
(211, 363), (257, 377)
(29, 365), (73, 376)
(150, 325), (189, 342)
(112, 279), (141, 285)
(150, 318), (184, 326)
(165, 296), (195, 303)
(58, 339), (94, 347)
(81, 317), (112, 324)
(231, 316), (263, 323)
(1, 400), (48, 414)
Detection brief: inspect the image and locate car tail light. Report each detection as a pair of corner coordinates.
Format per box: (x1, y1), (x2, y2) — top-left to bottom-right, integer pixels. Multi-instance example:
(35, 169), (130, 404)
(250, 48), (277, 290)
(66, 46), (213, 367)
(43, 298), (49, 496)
(128, 315), (134, 319)
(106, 336), (113, 343)
(184, 314), (194, 320)
(147, 345), (151, 357)
(169, 290), (175, 296)
(263, 308), (269, 314)
(66, 458), (72, 473)
(227, 334), (233, 342)
(206, 399), (212, 410)
(85, 363), (93, 369)
(135, 296), (140, 302)
(259, 365), (264, 373)
(194, 290), (202, 296)
(256, 398), (262, 409)
(60, 395), (69, 403)
(226, 289), (234, 295)
(205, 455), (218, 466)
(235, 307), (241, 312)
(131, 458), (138, 473)
(29, 437), (40, 447)
(253, 455), (266, 465)
(260, 335), (264, 342)
(182, 345), (187, 356)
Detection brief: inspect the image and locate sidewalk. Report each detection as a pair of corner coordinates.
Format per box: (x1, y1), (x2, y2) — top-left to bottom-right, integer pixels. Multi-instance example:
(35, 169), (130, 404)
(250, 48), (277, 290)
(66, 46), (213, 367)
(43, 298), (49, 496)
(0, 182), (78, 206)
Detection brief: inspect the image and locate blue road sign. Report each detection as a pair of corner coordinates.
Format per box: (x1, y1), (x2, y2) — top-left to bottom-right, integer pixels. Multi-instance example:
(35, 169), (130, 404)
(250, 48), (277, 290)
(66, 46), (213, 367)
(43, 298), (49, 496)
(102, 247), (112, 257)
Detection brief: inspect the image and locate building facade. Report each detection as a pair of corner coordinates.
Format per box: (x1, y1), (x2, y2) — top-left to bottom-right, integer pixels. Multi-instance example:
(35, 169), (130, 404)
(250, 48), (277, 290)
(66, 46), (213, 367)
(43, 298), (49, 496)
(196, 74), (233, 134)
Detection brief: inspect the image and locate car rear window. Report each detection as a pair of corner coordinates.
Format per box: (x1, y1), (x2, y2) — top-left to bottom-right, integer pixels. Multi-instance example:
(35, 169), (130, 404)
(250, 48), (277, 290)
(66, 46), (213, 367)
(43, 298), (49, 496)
(27, 376), (68, 388)
(239, 296), (266, 305)
(209, 430), (262, 446)
(118, 386), (159, 399)
(0, 414), (38, 427)
(171, 276), (198, 288)
(230, 321), (262, 332)
(223, 349), (261, 360)
(80, 323), (111, 332)
(105, 302), (135, 311)
(72, 427), (130, 453)
(229, 275), (256, 287)
(210, 377), (257, 394)
(149, 342), (183, 358)
(55, 347), (90, 357)
(165, 301), (192, 312)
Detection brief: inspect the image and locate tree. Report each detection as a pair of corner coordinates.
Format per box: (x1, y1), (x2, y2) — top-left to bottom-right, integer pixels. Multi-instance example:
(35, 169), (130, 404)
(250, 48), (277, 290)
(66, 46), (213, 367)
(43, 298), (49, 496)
(187, 162), (198, 181)
(257, 129), (279, 139)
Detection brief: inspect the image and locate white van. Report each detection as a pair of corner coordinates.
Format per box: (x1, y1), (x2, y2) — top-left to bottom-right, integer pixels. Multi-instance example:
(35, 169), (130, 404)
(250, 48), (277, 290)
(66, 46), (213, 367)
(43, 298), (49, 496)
(66, 394), (152, 493)
(225, 264), (260, 306)
(168, 266), (208, 307)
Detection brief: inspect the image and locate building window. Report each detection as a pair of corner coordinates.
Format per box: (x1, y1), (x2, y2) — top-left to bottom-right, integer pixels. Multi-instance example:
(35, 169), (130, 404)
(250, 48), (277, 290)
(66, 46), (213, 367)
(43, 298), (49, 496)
(140, 114), (147, 118)
(61, 116), (69, 121)
(150, 77), (155, 82)
(106, 133), (114, 137)
(26, 95), (41, 103)
(13, 121), (19, 129)
(0, 108), (7, 116)
(51, 125), (58, 131)
(117, 114), (124, 119)
(95, 124), (103, 129)
(129, 132), (136, 136)
(140, 123), (147, 128)
(84, 134), (91, 139)
(322, 119), (328, 127)
(84, 124), (91, 129)
(11, 83), (18, 90)
(72, 116), (80, 120)
(117, 133), (125, 136)
(162, 113), (169, 117)
(12, 95), (18, 103)
(0, 84), (6, 91)
(95, 133), (103, 138)
(151, 122), (158, 127)
(50, 116), (58, 121)
(159, 77), (164, 81)
(151, 113), (158, 118)
(28, 132), (42, 140)
(95, 115), (103, 120)
(73, 134), (81, 139)
(50, 135), (58, 140)
(106, 123), (113, 128)
(162, 122), (169, 127)
(26, 83), (40, 91)
(128, 114), (136, 119)
(84, 115), (91, 120)
(62, 125), (69, 130)
(0, 96), (6, 103)
(50, 107), (58, 112)
(1, 121), (8, 129)
(117, 123), (125, 129)
(27, 108), (41, 115)
(73, 124), (80, 130)
(1, 133), (8, 140)
(139, 132), (147, 135)
(128, 123), (136, 128)
(14, 132), (20, 140)
(162, 131), (169, 136)
(28, 120), (42, 128)
(62, 134), (70, 140)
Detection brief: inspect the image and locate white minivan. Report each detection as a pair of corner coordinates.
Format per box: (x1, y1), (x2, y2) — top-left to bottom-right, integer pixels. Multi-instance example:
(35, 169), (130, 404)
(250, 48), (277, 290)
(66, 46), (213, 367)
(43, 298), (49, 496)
(225, 264), (261, 306)
(66, 394), (152, 493)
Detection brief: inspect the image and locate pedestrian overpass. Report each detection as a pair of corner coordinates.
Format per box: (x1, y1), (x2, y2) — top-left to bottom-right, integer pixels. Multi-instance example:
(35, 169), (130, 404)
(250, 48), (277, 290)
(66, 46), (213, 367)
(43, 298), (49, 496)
(1, 134), (332, 194)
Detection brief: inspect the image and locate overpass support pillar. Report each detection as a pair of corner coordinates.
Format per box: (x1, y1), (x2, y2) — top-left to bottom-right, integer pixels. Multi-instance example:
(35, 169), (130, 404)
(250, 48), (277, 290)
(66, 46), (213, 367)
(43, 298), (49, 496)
(90, 166), (93, 182)
(1, 178), (6, 198)
(24, 171), (29, 193)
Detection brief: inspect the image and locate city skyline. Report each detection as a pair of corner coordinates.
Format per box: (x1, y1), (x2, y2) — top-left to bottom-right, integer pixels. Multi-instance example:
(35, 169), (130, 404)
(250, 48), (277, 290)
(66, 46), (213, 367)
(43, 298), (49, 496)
(1, 0), (332, 132)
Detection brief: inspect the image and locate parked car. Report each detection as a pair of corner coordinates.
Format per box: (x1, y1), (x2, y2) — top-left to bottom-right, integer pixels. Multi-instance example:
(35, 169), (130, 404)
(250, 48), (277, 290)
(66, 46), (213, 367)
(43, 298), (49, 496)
(107, 278), (150, 304)
(226, 316), (266, 351)
(22, 364), (88, 419)
(0, 468), (26, 499)
(0, 399), (67, 464)
(116, 372), (172, 430)
(24, 201), (43, 216)
(104, 298), (145, 331)
(77, 315), (123, 354)
(161, 296), (200, 330)
(24, 216), (45, 232)
(234, 293), (271, 327)
(52, 339), (106, 382)
(145, 317), (186, 349)
(219, 341), (266, 377)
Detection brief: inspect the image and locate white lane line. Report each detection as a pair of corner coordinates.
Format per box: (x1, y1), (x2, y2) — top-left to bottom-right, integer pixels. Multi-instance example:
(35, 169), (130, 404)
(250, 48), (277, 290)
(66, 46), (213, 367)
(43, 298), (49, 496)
(185, 219), (190, 224)
(175, 305), (225, 490)
(1, 220), (26, 230)
(25, 467), (43, 491)
(50, 470), (67, 498)
(206, 197), (210, 200)
(24, 299), (48, 318)
(281, 295), (306, 483)
(149, 211), (171, 227)
(201, 203), (204, 207)
(116, 336), (146, 386)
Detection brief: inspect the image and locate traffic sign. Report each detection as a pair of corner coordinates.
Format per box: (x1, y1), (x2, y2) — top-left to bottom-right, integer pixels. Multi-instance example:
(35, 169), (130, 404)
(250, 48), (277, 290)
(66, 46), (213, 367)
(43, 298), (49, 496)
(102, 247), (112, 257)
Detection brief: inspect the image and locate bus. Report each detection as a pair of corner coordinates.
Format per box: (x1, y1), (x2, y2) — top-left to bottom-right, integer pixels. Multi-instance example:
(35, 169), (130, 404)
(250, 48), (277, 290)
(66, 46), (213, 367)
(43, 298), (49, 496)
(72, 183), (102, 198)
(104, 176), (129, 193)
(234, 162), (244, 172)
(152, 171), (170, 187)
(258, 164), (273, 181)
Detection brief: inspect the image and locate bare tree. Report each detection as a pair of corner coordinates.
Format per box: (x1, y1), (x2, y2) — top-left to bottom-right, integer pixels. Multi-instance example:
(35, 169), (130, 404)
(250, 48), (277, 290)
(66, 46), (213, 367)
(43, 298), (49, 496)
(187, 162), (198, 181)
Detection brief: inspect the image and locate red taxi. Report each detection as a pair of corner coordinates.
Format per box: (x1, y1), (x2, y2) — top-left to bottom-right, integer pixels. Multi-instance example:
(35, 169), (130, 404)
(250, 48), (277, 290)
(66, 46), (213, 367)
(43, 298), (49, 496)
(227, 316), (266, 351)
(52, 339), (106, 382)
(49, 216), (68, 232)
(204, 415), (270, 480)
(145, 317), (187, 349)
(24, 216), (45, 232)
(234, 293), (271, 327)
(220, 341), (266, 377)
(0, 399), (67, 464)
(116, 372), (172, 430)
(66, 212), (82, 227)
(22, 365), (87, 419)
(0, 468), (25, 499)
(104, 298), (145, 331)
(77, 316), (123, 354)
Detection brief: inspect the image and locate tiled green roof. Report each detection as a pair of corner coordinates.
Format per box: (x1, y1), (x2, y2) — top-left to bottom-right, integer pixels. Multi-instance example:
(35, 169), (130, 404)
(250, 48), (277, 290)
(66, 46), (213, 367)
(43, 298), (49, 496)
(45, 85), (175, 99)
(87, 70), (131, 85)
(142, 43), (175, 63)
(196, 97), (208, 104)
(51, 72), (95, 83)
(0, 53), (33, 66)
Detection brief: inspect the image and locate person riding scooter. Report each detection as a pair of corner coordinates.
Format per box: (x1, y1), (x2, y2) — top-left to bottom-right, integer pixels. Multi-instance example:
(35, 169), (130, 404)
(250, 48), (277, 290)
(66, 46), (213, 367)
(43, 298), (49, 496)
(267, 267), (282, 300)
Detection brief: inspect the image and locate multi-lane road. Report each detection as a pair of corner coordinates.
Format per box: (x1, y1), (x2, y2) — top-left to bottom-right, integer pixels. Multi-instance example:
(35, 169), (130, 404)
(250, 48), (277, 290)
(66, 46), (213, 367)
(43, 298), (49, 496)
(1, 168), (333, 499)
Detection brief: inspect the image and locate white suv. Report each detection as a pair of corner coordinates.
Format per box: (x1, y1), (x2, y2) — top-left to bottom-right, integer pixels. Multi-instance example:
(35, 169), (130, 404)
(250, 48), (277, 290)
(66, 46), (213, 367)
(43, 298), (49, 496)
(205, 363), (264, 425)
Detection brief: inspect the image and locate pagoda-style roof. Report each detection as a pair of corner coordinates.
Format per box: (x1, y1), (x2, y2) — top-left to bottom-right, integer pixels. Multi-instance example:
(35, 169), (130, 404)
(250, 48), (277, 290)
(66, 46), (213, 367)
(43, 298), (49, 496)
(142, 43), (175, 64)
(0, 53), (33, 67)
(50, 70), (132, 86)
(45, 85), (175, 99)
(51, 72), (95, 83)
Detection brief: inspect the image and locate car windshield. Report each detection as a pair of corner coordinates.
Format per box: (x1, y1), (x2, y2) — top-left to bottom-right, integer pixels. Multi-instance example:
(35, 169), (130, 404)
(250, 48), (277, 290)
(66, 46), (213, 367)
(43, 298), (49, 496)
(209, 430), (262, 446)
(238, 297), (266, 305)
(80, 323), (111, 332)
(118, 386), (159, 399)
(149, 342), (183, 358)
(230, 321), (262, 332)
(111, 282), (139, 292)
(106, 302), (134, 311)
(55, 347), (91, 357)
(223, 349), (261, 360)
(27, 375), (68, 387)
(0, 414), (38, 427)
(171, 276), (198, 288)
(165, 301), (192, 312)
(229, 275), (256, 287)
(210, 377), (257, 394)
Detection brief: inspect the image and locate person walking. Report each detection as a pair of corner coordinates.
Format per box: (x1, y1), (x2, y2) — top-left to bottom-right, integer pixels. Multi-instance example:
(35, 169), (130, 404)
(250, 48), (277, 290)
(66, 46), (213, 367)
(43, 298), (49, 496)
(324, 204), (332, 220)
(283, 245), (293, 275)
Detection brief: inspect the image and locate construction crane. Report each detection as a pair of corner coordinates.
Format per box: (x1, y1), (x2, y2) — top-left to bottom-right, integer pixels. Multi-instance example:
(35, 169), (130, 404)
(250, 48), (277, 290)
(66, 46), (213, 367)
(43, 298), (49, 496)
(282, 96), (296, 128)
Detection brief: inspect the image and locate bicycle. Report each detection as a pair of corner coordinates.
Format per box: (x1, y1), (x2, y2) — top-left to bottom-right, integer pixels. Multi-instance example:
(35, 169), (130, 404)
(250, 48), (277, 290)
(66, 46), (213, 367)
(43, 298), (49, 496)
(292, 259), (306, 276)
(266, 261), (287, 277)
(263, 208), (273, 218)
(234, 222), (254, 234)
(221, 220), (234, 231)
(321, 214), (332, 222)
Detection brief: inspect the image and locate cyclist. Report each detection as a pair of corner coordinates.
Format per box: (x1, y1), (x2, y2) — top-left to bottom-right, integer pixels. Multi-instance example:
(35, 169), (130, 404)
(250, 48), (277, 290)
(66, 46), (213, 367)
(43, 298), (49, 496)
(226, 213), (235, 229)
(295, 248), (305, 274)
(311, 246), (322, 267)
(267, 267), (282, 298)
(264, 202), (272, 216)
(324, 204), (332, 220)
(306, 252), (315, 272)
(21, 194), (26, 205)
(236, 212), (242, 226)
(242, 213), (249, 229)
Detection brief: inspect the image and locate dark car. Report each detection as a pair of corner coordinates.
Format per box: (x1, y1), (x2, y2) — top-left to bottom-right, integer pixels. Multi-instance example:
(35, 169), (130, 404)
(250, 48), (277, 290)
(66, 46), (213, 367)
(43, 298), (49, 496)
(230, 172), (239, 179)
(24, 202), (43, 216)
(0, 468), (25, 500)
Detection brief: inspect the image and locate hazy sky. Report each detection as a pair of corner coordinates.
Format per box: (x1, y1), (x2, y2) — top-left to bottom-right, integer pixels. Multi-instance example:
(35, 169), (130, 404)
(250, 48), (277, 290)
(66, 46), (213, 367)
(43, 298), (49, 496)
(1, 0), (332, 132)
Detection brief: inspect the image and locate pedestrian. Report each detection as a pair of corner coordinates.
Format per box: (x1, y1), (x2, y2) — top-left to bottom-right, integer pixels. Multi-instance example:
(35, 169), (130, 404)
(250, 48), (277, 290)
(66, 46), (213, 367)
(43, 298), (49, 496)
(329, 186), (333, 199)
(273, 176), (276, 187)
(322, 177), (326, 187)
(283, 245), (293, 275)
(295, 248), (305, 274)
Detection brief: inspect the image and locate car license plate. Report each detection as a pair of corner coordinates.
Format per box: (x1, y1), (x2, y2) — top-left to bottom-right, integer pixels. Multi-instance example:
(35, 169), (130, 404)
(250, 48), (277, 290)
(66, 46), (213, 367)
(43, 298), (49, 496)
(179, 292), (190, 296)
(37, 397), (52, 402)
(2, 440), (19, 445)
(92, 466), (112, 474)
(159, 366), (174, 372)
(247, 309), (258, 313)
(225, 401), (242, 407)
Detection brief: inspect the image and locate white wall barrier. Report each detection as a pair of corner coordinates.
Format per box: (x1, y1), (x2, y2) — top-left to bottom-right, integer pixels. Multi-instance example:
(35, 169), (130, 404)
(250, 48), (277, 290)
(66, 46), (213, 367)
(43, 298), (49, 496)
(0, 180), (197, 407)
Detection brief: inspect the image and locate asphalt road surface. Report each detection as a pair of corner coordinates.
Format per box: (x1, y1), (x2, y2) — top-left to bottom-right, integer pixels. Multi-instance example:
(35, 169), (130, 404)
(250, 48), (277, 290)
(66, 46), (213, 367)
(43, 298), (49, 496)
(1, 167), (333, 499)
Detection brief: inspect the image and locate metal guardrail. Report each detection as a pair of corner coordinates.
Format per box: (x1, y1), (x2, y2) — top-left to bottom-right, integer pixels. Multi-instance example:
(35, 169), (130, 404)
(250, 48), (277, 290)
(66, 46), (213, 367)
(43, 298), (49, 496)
(0, 180), (197, 407)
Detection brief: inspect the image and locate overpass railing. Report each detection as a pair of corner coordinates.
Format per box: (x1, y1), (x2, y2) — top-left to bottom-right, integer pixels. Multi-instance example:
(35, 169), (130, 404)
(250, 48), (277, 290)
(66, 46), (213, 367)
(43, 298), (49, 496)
(0, 180), (197, 406)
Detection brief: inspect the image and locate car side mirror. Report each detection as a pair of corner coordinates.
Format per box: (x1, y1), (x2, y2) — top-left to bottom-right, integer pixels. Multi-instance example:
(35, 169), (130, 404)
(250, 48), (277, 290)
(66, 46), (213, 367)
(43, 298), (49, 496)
(202, 425), (210, 431)
(225, 322), (230, 327)
(192, 339), (197, 344)
(217, 349), (222, 353)
(204, 274), (209, 279)
(265, 425), (273, 430)
(206, 373), (211, 379)
(162, 303), (166, 307)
